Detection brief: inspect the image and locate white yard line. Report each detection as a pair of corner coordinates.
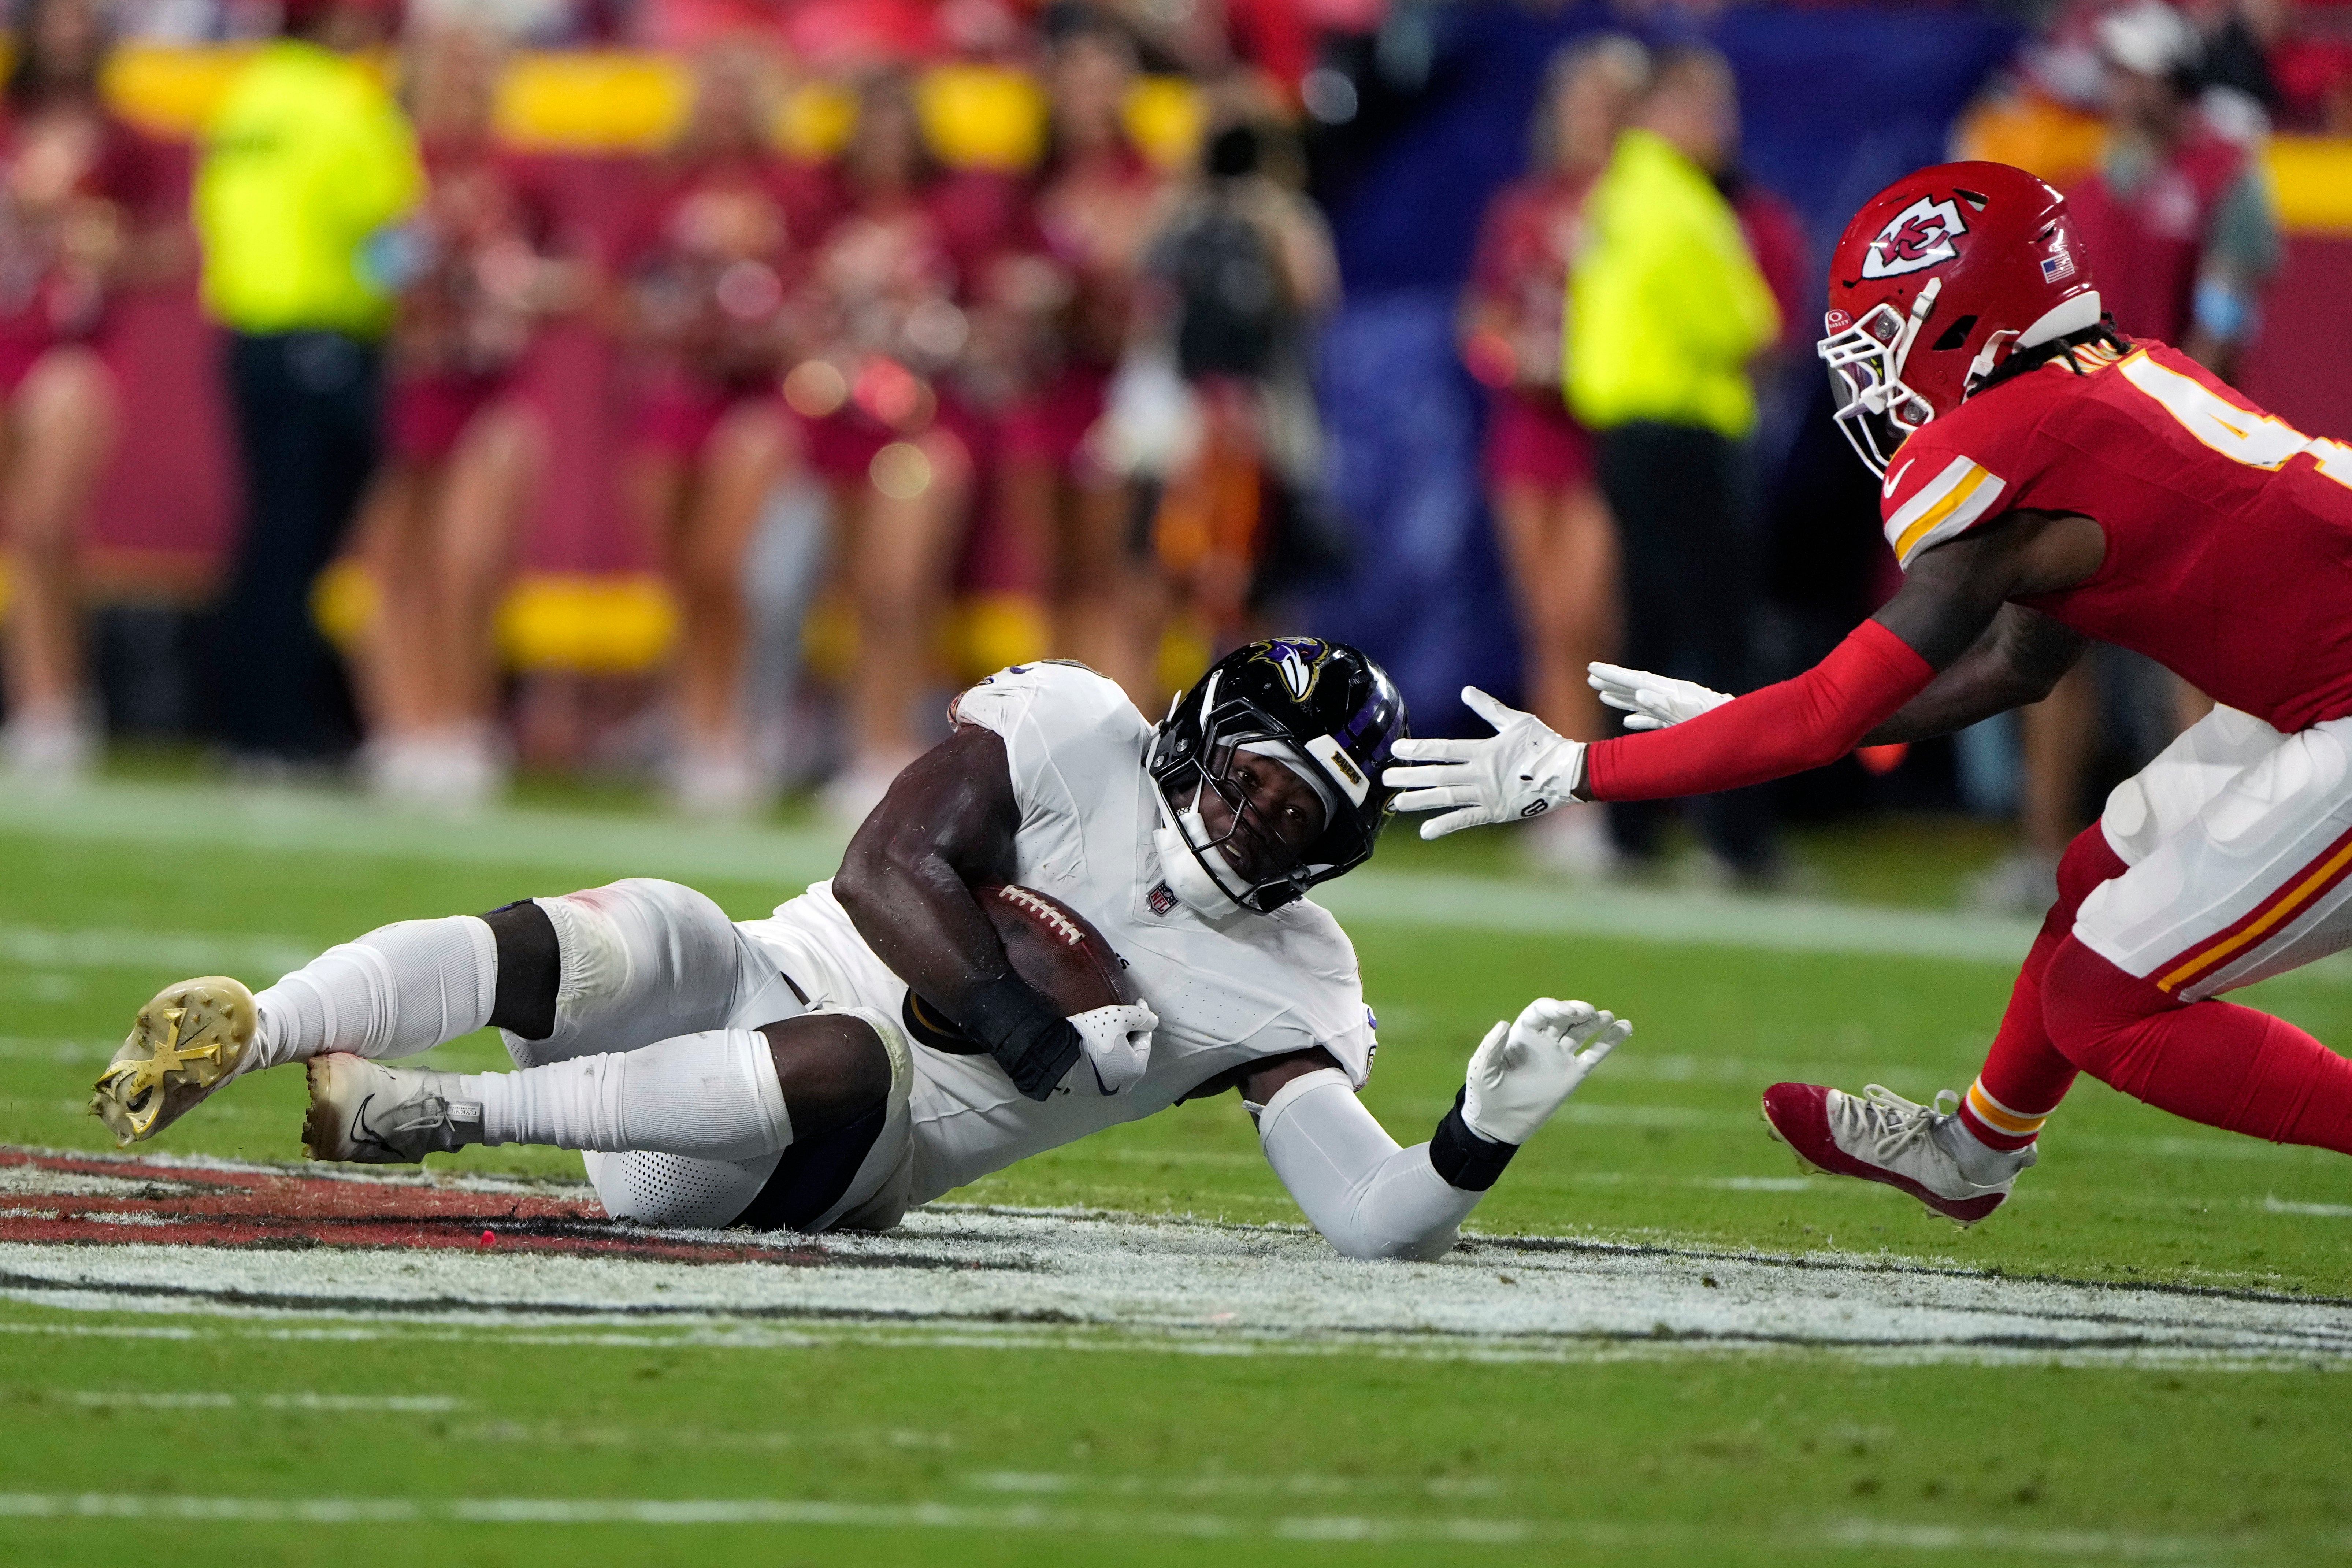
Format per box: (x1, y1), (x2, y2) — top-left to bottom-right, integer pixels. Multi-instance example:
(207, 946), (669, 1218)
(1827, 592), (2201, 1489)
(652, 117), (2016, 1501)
(0, 926), (313, 979)
(5, 1312), (2340, 1374)
(4, 1202), (2350, 1369)
(1316, 874), (2047, 965)
(0, 1490), (1544, 1542)
(0, 1038), (113, 1063)
(0, 779), (850, 889)
(21, 779), (2352, 985)
(0, 778), (2043, 965)
(54, 1390), (465, 1411)
(0, 1491), (2262, 1556)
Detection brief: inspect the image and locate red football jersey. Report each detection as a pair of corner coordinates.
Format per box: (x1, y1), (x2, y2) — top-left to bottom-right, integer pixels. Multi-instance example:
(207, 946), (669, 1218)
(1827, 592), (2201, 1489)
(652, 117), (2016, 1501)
(1878, 341), (2352, 734)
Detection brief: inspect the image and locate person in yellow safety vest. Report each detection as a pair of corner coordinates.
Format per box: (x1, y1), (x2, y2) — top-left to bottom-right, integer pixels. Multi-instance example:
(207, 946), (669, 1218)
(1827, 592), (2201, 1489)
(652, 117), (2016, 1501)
(1563, 43), (1781, 884)
(195, 0), (421, 769)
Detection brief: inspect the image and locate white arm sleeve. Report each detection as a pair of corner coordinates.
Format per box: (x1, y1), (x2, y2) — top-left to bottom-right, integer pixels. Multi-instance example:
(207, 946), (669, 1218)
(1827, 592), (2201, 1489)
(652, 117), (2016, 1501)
(1255, 1068), (1479, 1262)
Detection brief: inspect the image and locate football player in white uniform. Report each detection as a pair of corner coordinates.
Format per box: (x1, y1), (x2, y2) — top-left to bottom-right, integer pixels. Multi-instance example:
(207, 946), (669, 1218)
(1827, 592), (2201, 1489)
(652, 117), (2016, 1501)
(90, 640), (1630, 1258)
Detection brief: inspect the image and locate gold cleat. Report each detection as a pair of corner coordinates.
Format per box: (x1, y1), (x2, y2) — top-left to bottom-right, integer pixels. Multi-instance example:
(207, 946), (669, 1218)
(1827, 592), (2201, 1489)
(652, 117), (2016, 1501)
(90, 976), (257, 1146)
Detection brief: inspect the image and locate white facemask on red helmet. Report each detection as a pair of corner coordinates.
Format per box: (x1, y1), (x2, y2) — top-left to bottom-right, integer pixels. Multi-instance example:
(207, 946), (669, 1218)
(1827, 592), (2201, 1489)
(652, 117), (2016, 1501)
(1818, 160), (2104, 475)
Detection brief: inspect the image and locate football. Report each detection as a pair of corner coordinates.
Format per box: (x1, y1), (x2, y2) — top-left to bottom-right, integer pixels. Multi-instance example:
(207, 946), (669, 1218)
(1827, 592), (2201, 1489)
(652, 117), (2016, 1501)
(902, 883), (1141, 1051)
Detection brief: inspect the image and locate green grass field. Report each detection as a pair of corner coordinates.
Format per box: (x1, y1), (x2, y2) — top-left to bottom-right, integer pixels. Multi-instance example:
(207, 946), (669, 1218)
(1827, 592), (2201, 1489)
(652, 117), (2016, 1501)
(5, 770), (2351, 1565)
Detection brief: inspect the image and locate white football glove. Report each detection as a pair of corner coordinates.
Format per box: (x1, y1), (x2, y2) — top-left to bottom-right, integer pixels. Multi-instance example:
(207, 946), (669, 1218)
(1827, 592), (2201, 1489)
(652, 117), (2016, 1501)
(1066, 1001), (1158, 1095)
(1587, 663), (1732, 731)
(1462, 997), (1631, 1145)
(1381, 687), (1585, 840)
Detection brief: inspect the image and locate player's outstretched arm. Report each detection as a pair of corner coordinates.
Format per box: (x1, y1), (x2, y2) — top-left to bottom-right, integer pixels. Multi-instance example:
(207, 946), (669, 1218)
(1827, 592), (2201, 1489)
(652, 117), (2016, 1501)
(837, 726), (1151, 1100)
(1587, 664), (1732, 731)
(1247, 1000), (1629, 1261)
(1858, 603), (2088, 746)
(1383, 509), (2104, 832)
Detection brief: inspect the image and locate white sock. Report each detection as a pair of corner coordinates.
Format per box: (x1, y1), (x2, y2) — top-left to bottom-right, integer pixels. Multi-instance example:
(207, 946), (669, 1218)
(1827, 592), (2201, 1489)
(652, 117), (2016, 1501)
(1936, 1109), (2036, 1184)
(249, 916), (499, 1074)
(464, 1028), (792, 1159)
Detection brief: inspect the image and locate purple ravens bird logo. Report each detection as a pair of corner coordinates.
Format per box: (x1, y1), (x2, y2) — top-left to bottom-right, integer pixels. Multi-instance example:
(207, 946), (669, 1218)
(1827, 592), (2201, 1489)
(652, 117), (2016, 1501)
(1258, 638), (1330, 702)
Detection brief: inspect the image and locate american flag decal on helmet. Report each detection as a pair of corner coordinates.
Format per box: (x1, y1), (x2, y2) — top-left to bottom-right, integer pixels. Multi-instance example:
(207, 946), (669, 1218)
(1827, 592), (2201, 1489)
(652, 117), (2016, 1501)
(2042, 246), (2076, 283)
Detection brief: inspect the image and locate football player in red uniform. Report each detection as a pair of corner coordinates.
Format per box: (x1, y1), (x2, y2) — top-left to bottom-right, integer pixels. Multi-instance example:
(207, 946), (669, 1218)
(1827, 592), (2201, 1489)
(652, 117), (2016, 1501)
(1385, 160), (2352, 1224)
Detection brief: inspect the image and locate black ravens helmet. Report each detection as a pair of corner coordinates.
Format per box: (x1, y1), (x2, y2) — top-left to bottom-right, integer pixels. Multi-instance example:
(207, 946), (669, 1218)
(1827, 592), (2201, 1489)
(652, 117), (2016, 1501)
(1144, 637), (1409, 915)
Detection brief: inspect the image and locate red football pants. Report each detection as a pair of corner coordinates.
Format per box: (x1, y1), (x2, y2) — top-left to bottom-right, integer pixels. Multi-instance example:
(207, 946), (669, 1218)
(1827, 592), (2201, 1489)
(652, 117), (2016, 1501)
(1971, 825), (2352, 1154)
(1965, 825), (2118, 1135)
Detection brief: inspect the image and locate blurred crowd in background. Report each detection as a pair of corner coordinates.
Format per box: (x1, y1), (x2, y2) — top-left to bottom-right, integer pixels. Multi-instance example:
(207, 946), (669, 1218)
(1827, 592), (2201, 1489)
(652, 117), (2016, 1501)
(0, 0), (2346, 907)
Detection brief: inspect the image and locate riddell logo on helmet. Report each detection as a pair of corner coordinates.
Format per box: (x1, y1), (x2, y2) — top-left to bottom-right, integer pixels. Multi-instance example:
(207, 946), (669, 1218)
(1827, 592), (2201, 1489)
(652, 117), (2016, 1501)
(1861, 196), (1969, 279)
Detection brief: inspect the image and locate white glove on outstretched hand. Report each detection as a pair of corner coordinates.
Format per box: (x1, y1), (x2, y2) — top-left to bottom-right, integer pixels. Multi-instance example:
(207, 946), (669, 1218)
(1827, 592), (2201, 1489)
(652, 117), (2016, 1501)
(1381, 688), (1584, 840)
(1067, 1001), (1158, 1095)
(1463, 997), (1631, 1145)
(1587, 663), (1732, 731)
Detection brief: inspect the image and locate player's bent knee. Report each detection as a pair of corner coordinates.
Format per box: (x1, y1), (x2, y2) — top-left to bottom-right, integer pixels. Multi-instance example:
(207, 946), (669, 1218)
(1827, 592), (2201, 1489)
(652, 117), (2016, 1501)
(2055, 825), (2128, 912)
(480, 900), (559, 1040)
(502, 878), (747, 1066)
(761, 1004), (906, 1140)
(2042, 935), (2173, 1088)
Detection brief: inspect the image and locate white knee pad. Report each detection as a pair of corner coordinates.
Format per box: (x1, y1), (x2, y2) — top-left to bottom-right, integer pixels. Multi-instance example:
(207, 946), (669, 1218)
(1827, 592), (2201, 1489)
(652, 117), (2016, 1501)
(583, 1149), (783, 1230)
(504, 878), (747, 1067)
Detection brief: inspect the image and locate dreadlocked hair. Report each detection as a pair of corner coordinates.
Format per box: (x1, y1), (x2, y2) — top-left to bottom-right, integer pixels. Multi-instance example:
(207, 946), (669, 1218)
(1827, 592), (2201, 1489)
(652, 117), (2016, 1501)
(1967, 319), (2133, 401)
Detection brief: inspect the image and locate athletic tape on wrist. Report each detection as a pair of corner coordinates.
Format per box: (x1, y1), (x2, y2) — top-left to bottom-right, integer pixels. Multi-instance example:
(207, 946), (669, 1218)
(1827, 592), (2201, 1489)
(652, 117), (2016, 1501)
(1429, 1087), (1517, 1191)
(956, 973), (1081, 1101)
(953, 972), (1062, 1047)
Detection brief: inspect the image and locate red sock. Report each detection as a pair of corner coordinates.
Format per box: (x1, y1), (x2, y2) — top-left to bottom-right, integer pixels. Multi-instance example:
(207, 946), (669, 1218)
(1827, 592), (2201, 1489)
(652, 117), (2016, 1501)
(1958, 826), (2126, 1152)
(2043, 936), (2352, 1154)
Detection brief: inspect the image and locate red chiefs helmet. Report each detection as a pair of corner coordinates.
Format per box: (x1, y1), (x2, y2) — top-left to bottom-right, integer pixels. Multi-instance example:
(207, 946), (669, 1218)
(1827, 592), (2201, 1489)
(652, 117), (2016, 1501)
(1818, 160), (2103, 475)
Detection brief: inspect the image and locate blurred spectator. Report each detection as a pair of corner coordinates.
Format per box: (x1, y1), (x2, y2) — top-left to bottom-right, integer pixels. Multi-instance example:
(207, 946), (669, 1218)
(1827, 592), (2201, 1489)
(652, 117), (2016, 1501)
(2274, 33), (2352, 136)
(406, 0), (583, 48)
(999, 10), (1169, 701)
(783, 69), (1024, 824)
(359, 22), (589, 811)
(1116, 117), (1336, 690)
(2073, 0), (2279, 377)
(194, 0), (421, 770)
(619, 38), (826, 817)
(790, 66), (1049, 823)
(1458, 34), (1645, 876)
(0, 0), (183, 787)
(1566, 44), (1780, 884)
(2191, 0), (2285, 120)
(111, 0), (230, 41)
(1975, 0), (2283, 913)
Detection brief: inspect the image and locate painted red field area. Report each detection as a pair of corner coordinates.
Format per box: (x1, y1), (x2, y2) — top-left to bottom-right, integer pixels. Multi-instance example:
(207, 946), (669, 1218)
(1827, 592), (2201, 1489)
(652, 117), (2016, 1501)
(0, 1147), (830, 1265)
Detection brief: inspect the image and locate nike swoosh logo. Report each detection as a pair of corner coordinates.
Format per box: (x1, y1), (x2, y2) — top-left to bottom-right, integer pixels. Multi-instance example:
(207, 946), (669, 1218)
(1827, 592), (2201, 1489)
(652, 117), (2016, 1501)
(351, 1092), (397, 1156)
(1882, 458), (1914, 500)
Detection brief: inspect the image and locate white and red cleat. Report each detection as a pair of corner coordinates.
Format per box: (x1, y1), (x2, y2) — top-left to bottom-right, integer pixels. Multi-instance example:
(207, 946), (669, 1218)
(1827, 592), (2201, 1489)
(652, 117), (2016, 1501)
(1761, 1082), (2033, 1227)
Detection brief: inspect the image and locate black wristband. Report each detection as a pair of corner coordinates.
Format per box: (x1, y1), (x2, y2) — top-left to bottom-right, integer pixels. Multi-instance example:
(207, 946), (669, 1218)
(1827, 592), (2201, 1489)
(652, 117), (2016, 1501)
(1429, 1087), (1518, 1191)
(954, 973), (1082, 1102)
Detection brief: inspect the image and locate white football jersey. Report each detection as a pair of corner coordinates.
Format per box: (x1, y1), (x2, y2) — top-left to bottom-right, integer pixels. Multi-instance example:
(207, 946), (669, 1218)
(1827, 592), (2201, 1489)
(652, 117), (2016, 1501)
(742, 661), (1377, 1206)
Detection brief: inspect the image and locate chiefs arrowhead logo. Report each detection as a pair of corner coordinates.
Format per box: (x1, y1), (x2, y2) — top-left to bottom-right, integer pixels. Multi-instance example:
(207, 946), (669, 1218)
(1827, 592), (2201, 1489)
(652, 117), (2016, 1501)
(1861, 196), (1967, 279)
